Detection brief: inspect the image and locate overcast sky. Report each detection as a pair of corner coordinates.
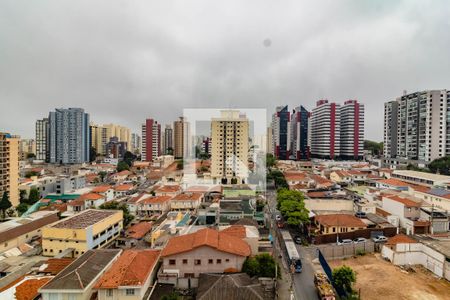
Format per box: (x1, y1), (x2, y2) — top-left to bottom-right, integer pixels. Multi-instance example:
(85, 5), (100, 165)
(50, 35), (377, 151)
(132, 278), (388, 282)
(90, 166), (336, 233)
(1, 0), (449, 141)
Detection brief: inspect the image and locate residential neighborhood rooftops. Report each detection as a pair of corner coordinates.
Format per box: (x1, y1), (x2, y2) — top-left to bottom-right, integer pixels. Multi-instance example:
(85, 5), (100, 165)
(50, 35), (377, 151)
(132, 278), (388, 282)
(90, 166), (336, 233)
(15, 277), (52, 300)
(38, 258), (74, 275)
(161, 228), (251, 257)
(114, 184), (134, 191)
(377, 178), (411, 187)
(171, 192), (203, 201)
(383, 195), (421, 207)
(140, 195), (172, 204)
(78, 193), (104, 201)
(155, 185), (181, 193)
(50, 209), (120, 229)
(126, 222), (153, 239)
(386, 234), (417, 245)
(94, 250), (160, 289)
(314, 214), (367, 228)
(40, 249), (121, 290)
(91, 185), (112, 193)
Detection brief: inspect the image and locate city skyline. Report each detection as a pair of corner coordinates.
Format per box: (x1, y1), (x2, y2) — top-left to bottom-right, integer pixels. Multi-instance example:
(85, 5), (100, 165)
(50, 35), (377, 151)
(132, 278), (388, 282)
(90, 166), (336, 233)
(2, 1), (450, 141)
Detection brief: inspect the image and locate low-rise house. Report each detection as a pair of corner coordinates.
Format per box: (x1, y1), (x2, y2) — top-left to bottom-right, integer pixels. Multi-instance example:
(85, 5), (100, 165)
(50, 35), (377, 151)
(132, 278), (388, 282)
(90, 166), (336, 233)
(42, 209), (123, 257)
(139, 196), (172, 217)
(95, 249), (161, 300)
(111, 170), (133, 182)
(382, 194), (430, 234)
(412, 187), (450, 211)
(0, 211), (59, 254)
(79, 192), (106, 208)
(114, 184), (135, 197)
(159, 228), (251, 287)
(219, 225), (260, 255)
(39, 249), (121, 300)
(154, 185), (182, 197)
(309, 175), (335, 190)
(67, 198), (86, 213)
(170, 192), (203, 211)
(91, 185), (115, 201)
(375, 178), (411, 191)
(420, 207), (449, 233)
(314, 214), (367, 235)
(284, 171), (310, 187)
(348, 170), (367, 183)
(128, 193), (152, 215)
(329, 170), (352, 185)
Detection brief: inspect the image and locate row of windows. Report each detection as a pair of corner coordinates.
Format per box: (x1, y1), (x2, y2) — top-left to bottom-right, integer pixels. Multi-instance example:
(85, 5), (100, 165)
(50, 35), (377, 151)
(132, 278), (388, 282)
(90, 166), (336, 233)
(168, 258), (230, 265)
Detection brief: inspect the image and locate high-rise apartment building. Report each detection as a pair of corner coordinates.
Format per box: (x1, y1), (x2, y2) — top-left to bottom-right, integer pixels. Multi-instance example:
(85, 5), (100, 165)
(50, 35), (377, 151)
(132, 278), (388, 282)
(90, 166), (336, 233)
(291, 106), (309, 160)
(131, 133), (141, 155)
(0, 132), (19, 206)
(48, 108), (90, 164)
(340, 100), (364, 160)
(164, 125), (173, 155)
(36, 118), (49, 161)
(141, 119), (161, 162)
(90, 123), (131, 155)
(210, 110), (249, 184)
(173, 117), (187, 158)
(310, 100), (341, 159)
(18, 139), (36, 160)
(383, 90), (450, 168)
(271, 106), (291, 160)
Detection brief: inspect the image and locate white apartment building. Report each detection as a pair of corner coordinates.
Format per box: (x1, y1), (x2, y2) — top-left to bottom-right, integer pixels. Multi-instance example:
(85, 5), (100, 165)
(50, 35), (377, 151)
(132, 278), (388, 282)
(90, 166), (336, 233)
(340, 100), (364, 160)
(310, 100), (341, 159)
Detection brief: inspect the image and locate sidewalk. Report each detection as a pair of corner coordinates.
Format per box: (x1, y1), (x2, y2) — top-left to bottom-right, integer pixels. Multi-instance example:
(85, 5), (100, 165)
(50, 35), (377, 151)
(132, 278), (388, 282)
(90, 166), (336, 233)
(274, 252), (294, 300)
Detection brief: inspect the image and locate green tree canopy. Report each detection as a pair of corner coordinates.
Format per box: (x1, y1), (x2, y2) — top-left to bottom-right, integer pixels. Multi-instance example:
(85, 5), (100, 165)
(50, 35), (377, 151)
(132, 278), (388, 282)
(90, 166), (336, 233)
(25, 171), (39, 178)
(268, 170), (288, 189)
(99, 200), (134, 226)
(242, 253), (279, 278)
(364, 140), (383, 156)
(332, 265), (356, 293)
(0, 192), (12, 219)
(117, 161), (130, 172)
(28, 188), (40, 205)
(276, 189), (309, 226)
(123, 151), (137, 167)
(266, 153), (277, 168)
(16, 203), (29, 216)
(428, 156), (450, 175)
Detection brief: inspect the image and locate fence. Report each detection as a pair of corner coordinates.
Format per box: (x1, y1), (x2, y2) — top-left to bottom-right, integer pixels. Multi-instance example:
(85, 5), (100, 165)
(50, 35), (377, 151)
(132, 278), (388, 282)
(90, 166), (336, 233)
(317, 241), (375, 260)
(312, 227), (397, 244)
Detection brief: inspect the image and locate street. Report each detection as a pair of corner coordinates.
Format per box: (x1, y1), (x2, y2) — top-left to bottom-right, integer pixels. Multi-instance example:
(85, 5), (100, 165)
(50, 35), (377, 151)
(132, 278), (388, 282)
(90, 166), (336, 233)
(265, 188), (319, 300)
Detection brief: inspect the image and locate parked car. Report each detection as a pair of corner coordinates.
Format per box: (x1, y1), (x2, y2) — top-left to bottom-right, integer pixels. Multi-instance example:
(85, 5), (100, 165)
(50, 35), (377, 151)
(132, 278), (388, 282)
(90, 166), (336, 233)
(294, 235), (302, 244)
(355, 211), (367, 218)
(372, 235), (388, 243)
(353, 237), (367, 244)
(337, 239), (353, 245)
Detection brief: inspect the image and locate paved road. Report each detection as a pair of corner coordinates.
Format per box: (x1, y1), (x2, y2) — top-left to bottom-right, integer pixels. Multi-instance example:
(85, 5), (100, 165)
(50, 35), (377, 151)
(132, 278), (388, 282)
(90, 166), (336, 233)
(265, 189), (319, 300)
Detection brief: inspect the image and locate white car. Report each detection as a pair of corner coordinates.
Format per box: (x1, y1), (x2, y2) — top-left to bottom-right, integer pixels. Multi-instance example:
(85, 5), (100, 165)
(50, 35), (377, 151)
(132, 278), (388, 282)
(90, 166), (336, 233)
(337, 239), (353, 245)
(372, 235), (388, 243)
(353, 237), (367, 244)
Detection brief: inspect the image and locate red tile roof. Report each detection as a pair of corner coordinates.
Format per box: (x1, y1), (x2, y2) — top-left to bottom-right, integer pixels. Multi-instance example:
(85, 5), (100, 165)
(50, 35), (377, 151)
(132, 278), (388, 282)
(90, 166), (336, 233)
(91, 185), (112, 193)
(155, 185), (181, 193)
(15, 277), (51, 300)
(377, 178), (410, 187)
(284, 172), (308, 181)
(333, 170), (351, 178)
(115, 170), (132, 177)
(40, 258), (75, 275)
(411, 185), (431, 193)
(161, 228), (251, 257)
(95, 250), (160, 288)
(384, 195), (421, 207)
(386, 234), (417, 245)
(79, 193), (104, 201)
(315, 214), (367, 228)
(221, 225), (246, 239)
(141, 196), (172, 204)
(171, 192), (203, 201)
(126, 222), (153, 239)
(114, 184), (134, 191)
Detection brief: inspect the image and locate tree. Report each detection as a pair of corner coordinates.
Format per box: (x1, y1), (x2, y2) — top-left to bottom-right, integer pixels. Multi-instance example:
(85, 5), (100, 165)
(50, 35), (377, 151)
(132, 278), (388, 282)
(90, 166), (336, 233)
(332, 265), (356, 294)
(166, 147), (174, 156)
(276, 189), (309, 226)
(117, 161), (130, 172)
(0, 192), (12, 219)
(99, 201), (134, 226)
(428, 156), (450, 175)
(161, 292), (180, 300)
(268, 170), (288, 189)
(28, 188), (40, 205)
(25, 171), (39, 178)
(26, 153), (36, 159)
(19, 190), (27, 203)
(364, 140), (383, 156)
(89, 147), (97, 162)
(266, 153), (277, 169)
(98, 171), (107, 182)
(123, 151), (137, 167)
(242, 253), (280, 278)
(16, 203), (29, 216)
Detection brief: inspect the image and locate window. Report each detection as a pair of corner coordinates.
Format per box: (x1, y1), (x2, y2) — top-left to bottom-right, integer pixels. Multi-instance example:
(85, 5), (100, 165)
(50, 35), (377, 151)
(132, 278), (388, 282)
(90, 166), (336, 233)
(107, 289), (113, 297)
(182, 259), (188, 264)
(194, 259), (201, 265)
(225, 259), (230, 262)
(126, 289), (135, 296)
(169, 259), (176, 265)
(208, 259), (213, 264)
(216, 259), (222, 264)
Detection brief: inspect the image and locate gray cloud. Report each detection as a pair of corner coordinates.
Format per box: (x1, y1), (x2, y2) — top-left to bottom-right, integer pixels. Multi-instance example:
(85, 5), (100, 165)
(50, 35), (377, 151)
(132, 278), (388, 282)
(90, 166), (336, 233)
(1, 0), (450, 141)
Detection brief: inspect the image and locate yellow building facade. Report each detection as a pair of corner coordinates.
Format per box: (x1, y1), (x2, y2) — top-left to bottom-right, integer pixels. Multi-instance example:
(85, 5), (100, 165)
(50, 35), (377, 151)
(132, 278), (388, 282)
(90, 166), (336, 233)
(90, 123), (131, 155)
(0, 132), (19, 206)
(42, 209), (123, 257)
